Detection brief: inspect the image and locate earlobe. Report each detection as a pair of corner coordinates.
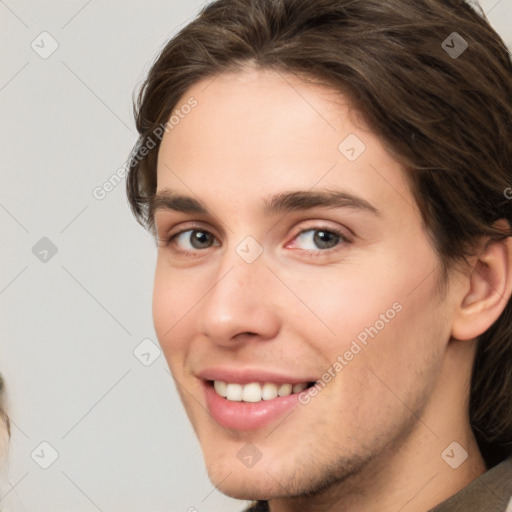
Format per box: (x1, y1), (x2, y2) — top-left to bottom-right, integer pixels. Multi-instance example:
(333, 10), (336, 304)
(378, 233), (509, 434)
(451, 223), (512, 342)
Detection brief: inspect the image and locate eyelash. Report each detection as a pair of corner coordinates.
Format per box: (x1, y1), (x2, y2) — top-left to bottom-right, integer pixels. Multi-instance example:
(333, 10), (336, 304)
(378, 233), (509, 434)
(160, 224), (352, 259)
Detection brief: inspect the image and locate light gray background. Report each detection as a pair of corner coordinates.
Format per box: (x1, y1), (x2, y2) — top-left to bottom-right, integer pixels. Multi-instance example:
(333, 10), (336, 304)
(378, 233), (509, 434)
(1, 1), (511, 511)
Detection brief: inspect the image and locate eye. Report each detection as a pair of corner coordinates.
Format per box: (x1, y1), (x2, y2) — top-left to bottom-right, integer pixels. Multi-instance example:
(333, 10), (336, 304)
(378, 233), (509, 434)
(170, 229), (219, 251)
(288, 227), (350, 254)
(161, 224), (351, 258)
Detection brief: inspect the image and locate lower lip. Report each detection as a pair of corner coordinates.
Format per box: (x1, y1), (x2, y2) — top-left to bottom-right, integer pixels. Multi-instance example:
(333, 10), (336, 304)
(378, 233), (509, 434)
(203, 381), (303, 431)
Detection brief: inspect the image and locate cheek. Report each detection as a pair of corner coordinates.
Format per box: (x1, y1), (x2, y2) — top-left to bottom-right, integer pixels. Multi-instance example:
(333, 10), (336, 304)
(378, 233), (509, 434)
(282, 264), (405, 355)
(322, 264), (447, 420)
(152, 260), (196, 363)
(286, 238), (446, 368)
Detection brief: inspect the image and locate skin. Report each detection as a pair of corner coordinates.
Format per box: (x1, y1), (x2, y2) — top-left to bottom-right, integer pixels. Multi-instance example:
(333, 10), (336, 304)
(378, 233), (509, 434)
(151, 66), (512, 511)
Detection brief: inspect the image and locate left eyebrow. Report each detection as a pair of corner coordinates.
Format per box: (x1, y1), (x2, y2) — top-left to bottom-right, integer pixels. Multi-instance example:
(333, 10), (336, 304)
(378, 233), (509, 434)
(263, 189), (381, 217)
(150, 188), (381, 220)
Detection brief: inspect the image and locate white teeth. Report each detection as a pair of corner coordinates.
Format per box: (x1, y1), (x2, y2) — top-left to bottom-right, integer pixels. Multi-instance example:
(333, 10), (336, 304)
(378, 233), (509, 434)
(277, 383), (292, 397)
(213, 381), (310, 402)
(261, 383), (278, 400)
(292, 382), (308, 393)
(225, 383), (243, 401)
(242, 382), (262, 403)
(213, 380), (227, 398)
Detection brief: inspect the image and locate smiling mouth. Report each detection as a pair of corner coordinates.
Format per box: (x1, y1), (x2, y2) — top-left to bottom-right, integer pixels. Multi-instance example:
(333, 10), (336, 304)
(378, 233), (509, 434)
(209, 380), (316, 403)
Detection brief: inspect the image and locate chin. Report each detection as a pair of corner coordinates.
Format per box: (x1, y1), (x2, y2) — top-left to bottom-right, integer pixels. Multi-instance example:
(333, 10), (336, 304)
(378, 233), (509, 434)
(201, 453), (305, 502)
(202, 440), (377, 503)
(201, 454), (285, 500)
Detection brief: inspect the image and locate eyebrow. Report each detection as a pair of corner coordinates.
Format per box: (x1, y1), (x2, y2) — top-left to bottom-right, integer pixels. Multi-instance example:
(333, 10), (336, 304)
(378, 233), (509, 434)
(150, 189), (381, 220)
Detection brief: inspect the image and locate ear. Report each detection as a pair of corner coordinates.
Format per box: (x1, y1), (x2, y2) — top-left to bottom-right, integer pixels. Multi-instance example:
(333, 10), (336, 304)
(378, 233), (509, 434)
(451, 220), (512, 341)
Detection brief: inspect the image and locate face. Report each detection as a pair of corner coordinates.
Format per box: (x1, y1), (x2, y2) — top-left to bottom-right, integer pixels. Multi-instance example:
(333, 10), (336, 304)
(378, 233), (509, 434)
(152, 67), (455, 500)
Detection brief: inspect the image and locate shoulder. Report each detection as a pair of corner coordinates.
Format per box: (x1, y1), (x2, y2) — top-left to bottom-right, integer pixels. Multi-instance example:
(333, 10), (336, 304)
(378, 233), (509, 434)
(430, 453), (512, 512)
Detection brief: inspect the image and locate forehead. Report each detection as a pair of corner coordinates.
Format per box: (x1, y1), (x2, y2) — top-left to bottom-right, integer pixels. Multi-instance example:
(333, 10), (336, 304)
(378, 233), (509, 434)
(155, 67), (418, 220)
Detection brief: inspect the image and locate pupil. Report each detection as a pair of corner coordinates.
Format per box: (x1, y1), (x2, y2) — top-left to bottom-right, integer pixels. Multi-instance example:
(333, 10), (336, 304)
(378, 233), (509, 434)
(191, 231), (211, 249)
(314, 230), (338, 249)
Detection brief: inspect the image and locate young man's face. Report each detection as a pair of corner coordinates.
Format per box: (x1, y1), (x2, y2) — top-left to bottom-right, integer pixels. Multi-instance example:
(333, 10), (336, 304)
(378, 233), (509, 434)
(152, 68), (465, 500)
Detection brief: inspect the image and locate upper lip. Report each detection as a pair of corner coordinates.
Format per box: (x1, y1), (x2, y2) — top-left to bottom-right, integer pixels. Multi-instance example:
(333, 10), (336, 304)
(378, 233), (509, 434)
(197, 367), (317, 385)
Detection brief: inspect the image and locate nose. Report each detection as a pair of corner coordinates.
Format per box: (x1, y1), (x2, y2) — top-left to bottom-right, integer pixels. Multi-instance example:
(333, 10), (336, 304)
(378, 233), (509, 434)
(198, 244), (281, 347)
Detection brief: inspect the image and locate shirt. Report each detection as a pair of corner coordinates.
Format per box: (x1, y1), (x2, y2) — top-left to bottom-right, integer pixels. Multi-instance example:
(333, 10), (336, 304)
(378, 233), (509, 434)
(243, 453), (512, 511)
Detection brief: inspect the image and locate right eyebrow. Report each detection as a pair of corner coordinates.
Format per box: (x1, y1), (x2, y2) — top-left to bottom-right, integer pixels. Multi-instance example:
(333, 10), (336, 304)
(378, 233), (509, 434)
(150, 192), (208, 219)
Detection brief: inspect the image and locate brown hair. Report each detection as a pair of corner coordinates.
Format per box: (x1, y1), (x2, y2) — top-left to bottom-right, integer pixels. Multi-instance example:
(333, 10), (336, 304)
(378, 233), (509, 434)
(126, 0), (512, 467)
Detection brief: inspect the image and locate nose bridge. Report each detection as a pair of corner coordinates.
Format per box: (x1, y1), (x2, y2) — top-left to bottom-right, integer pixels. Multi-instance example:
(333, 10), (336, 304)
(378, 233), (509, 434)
(199, 237), (279, 342)
(215, 233), (268, 298)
